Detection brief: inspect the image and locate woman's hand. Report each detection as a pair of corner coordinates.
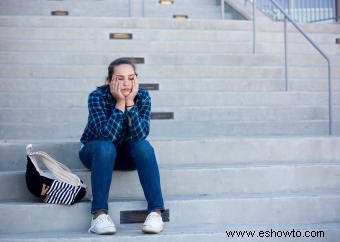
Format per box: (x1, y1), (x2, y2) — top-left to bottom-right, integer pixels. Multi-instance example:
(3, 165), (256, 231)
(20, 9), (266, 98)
(126, 77), (139, 108)
(110, 76), (125, 111)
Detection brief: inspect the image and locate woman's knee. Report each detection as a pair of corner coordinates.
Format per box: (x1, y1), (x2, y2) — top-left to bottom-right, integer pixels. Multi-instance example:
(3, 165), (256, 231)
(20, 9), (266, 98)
(80, 140), (117, 169)
(129, 140), (155, 156)
(127, 140), (158, 168)
(91, 140), (117, 160)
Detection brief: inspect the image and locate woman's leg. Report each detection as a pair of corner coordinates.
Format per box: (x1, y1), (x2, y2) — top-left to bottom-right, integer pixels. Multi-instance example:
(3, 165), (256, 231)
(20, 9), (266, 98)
(118, 140), (164, 212)
(79, 140), (117, 214)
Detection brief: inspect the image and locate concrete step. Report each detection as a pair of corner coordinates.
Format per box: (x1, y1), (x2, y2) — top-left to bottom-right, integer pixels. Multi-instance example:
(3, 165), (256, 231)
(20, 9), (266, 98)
(2, 51), (339, 67)
(1, 64), (337, 82)
(0, 0), (221, 17)
(0, 52), (285, 66)
(1, 223), (339, 242)
(0, 65), (336, 86)
(1, 26), (338, 45)
(116, 120), (331, 137)
(0, 106), (331, 124)
(0, 16), (339, 34)
(0, 63), (338, 81)
(0, 16), (253, 29)
(0, 0), (219, 9)
(0, 0), (129, 7)
(0, 8), (129, 17)
(144, 5), (221, 15)
(0, 38), (338, 55)
(258, 43), (340, 55)
(1, 77), (339, 92)
(0, 63), (287, 79)
(0, 39), (253, 53)
(153, 78), (339, 92)
(0, 120), (331, 139)
(1, 192), (340, 233)
(2, 137), (340, 171)
(2, 162), (340, 201)
(0, 91), (333, 108)
(0, 0), (218, 5)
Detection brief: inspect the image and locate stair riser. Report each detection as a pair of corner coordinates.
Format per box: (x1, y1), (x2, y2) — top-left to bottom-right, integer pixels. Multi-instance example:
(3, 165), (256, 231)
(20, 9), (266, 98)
(0, 121), (331, 140)
(0, 27), (337, 44)
(0, 52), (286, 66)
(1, 39), (339, 54)
(0, 16), (339, 34)
(1, 64), (339, 80)
(2, 52), (339, 66)
(0, 92), (333, 108)
(0, 107), (331, 123)
(1, 231), (339, 242)
(1, 138), (340, 170)
(1, 195), (340, 233)
(1, 78), (339, 92)
(1, 165), (340, 201)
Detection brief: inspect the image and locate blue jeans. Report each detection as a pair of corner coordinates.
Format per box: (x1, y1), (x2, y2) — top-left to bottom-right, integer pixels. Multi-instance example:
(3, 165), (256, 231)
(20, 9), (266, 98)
(79, 140), (164, 214)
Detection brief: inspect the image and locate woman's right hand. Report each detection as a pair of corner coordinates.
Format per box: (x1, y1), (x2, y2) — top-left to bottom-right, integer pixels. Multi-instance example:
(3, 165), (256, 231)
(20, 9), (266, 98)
(110, 76), (125, 111)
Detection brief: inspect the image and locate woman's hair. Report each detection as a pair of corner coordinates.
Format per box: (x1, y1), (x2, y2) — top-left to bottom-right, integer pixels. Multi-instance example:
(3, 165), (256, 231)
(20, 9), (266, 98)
(106, 58), (137, 83)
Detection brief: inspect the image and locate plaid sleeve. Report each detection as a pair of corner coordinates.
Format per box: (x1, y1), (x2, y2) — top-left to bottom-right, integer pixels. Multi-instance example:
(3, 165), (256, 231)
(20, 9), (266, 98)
(88, 92), (124, 142)
(126, 90), (151, 140)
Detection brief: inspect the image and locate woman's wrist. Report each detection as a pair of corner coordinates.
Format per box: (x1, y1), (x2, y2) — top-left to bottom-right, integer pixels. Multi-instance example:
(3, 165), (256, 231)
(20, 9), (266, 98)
(125, 101), (134, 107)
(115, 100), (125, 112)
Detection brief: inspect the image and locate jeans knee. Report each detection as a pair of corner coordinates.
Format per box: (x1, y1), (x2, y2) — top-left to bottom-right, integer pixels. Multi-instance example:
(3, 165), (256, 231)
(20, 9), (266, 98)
(129, 140), (154, 157)
(127, 140), (158, 168)
(91, 140), (117, 165)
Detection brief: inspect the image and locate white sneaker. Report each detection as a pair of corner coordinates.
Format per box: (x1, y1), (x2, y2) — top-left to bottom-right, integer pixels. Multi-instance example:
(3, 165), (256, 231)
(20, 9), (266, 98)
(88, 214), (116, 235)
(142, 212), (164, 234)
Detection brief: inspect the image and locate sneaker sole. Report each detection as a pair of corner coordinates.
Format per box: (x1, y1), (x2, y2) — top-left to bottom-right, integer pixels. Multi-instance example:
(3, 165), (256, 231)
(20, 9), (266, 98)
(142, 226), (163, 234)
(90, 228), (116, 235)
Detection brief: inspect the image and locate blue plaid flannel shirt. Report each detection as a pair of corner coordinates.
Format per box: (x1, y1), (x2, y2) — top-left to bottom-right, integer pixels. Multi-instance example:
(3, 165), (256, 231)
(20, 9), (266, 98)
(80, 85), (151, 144)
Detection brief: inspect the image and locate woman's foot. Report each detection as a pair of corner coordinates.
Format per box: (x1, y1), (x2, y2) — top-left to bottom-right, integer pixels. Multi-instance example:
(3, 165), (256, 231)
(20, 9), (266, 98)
(142, 211), (164, 234)
(88, 213), (116, 235)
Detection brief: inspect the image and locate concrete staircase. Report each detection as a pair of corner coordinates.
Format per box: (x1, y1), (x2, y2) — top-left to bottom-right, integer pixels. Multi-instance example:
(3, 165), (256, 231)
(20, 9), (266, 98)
(1, 5), (340, 242)
(0, 0), (226, 19)
(1, 137), (340, 241)
(1, 17), (340, 139)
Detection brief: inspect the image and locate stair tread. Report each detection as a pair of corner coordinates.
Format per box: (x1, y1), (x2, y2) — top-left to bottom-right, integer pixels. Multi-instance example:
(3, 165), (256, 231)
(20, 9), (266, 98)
(2, 191), (340, 205)
(2, 159), (340, 174)
(1, 222), (340, 240)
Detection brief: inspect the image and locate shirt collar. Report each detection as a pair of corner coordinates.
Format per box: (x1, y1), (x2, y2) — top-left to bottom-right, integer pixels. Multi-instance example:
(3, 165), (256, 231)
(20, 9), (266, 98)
(98, 85), (112, 99)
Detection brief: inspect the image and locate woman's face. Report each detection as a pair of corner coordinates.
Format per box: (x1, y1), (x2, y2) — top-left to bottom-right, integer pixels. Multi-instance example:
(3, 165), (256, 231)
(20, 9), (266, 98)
(111, 64), (136, 97)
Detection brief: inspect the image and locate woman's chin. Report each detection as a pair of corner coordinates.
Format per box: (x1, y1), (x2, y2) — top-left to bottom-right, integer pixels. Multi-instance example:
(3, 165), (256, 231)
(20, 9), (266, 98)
(122, 91), (131, 97)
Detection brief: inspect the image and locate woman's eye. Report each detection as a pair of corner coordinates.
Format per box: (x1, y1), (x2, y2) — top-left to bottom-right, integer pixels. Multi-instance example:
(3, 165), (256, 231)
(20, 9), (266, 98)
(129, 77), (134, 81)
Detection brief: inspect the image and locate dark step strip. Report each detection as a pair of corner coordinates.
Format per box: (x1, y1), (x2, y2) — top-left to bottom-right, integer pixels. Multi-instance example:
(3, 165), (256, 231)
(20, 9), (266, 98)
(159, 0), (174, 5)
(121, 57), (145, 64)
(109, 33), (133, 40)
(151, 112), (174, 120)
(140, 83), (159, 91)
(120, 209), (170, 224)
(173, 15), (188, 19)
(51, 11), (69, 16)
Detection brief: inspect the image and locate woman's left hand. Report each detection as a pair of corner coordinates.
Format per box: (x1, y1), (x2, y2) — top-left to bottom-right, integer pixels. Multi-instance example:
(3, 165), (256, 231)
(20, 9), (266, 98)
(126, 77), (139, 107)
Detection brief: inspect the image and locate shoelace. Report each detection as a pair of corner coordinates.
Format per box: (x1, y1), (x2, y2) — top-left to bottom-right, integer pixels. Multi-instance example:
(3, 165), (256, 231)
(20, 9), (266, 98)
(88, 214), (114, 233)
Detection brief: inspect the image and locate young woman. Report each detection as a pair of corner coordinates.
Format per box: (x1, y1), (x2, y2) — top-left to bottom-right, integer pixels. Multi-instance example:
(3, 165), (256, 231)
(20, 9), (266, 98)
(79, 58), (165, 235)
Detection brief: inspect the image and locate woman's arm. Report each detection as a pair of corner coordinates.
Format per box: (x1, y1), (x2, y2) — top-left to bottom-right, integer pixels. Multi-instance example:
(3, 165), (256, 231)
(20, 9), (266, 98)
(126, 90), (151, 140)
(88, 92), (124, 142)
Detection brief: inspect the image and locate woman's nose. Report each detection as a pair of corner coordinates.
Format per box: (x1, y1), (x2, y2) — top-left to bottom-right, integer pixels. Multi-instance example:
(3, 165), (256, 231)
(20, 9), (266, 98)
(121, 79), (131, 86)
